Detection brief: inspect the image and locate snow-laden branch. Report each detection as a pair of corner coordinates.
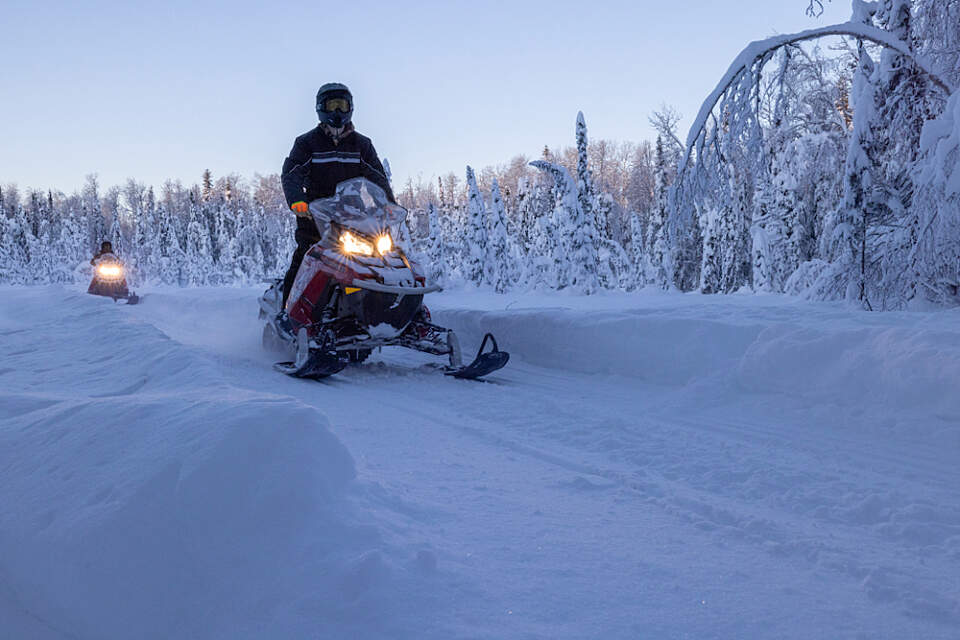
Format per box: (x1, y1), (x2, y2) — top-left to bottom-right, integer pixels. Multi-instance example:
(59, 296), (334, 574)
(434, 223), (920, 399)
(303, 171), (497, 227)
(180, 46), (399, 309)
(679, 21), (955, 178)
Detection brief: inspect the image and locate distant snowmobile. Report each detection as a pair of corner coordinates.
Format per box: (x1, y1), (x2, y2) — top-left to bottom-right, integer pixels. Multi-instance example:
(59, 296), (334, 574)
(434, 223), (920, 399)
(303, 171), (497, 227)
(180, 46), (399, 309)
(259, 177), (508, 380)
(88, 253), (139, 304)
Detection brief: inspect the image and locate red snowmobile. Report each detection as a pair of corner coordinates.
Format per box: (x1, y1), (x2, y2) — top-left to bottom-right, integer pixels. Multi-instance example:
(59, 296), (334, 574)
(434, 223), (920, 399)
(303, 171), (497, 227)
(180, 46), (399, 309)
(258, 177), (508, 380)
(88, 253), (139, 304)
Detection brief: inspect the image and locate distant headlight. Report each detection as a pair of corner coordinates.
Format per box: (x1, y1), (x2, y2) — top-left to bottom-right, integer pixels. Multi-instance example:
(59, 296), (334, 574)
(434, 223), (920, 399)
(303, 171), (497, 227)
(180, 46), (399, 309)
(97, 264), (123, 278)
(340, 231), (374, 256)
(376, 234), (392, 255)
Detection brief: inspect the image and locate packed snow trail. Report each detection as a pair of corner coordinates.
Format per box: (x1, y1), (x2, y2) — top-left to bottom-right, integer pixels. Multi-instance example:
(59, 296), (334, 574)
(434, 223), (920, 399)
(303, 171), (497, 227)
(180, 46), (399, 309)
(1, 286), (958, 639)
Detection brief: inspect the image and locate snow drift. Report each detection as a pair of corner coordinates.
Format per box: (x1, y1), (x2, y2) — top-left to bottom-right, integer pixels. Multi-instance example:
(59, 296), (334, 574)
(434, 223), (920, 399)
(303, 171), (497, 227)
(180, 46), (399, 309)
(433, 291), (960, 445)
(0, 288), (415, 639)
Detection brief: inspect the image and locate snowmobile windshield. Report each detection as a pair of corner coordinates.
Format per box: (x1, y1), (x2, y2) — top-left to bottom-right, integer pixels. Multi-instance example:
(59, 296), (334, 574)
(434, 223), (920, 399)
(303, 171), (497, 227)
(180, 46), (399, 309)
(309, 178), (407, 237)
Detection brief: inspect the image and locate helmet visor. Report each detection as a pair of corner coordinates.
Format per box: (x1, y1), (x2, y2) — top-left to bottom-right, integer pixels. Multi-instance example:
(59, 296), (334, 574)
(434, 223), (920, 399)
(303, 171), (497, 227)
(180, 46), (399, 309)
(322, 97), (351, 113)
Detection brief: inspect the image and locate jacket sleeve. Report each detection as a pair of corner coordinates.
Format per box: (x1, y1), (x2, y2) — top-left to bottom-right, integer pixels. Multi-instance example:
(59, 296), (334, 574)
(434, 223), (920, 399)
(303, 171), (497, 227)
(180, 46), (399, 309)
(359, 139), (397, 204)
(281, 136), (311, 207)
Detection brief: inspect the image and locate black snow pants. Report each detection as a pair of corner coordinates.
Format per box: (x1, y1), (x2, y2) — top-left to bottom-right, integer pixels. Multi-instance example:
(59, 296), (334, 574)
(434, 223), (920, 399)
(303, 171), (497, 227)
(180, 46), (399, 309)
(281, 224), (322, 310)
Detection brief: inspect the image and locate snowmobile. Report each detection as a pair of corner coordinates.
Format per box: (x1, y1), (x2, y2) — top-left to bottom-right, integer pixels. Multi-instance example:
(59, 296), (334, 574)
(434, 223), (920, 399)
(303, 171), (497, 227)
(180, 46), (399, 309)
(88, 254), (139, 304)
(259, 177), (509, 380)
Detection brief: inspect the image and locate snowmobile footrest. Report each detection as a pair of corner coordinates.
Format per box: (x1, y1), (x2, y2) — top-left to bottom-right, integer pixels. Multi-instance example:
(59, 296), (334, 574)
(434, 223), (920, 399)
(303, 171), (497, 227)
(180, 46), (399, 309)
(274, 351), (348, 379)
(446, 333), (509, 380)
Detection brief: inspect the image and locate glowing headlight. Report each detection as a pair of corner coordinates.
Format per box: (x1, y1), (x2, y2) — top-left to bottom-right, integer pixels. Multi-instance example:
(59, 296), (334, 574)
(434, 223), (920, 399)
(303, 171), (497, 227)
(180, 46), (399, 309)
(376, 234), (392, 255)
(340, 231), (374, 256)
(97, 264), (123, 278)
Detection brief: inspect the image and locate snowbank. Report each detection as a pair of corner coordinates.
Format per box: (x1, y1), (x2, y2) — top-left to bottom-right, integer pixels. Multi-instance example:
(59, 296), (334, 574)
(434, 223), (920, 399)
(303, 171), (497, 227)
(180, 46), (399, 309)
(1, 397), (357, 638)
(0, 287), (411, 639)
(432, 289), (960, 443)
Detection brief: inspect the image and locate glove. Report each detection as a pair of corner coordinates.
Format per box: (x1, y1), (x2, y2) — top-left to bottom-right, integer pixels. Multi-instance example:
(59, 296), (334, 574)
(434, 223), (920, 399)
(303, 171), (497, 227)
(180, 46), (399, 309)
(290, 201), (309, 215)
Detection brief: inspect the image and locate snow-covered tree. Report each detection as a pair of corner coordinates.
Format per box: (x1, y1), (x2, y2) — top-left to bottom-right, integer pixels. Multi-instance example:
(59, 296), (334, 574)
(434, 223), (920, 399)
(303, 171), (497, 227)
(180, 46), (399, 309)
(628, 211), (645, 289)
(424, 203), (445, 284)
(530, 159), (599, 294)
(464, 166), (488, 286)
(647, 136), (670, 286)
(487, 179), (511, 292)
(699, 206), (722, 294)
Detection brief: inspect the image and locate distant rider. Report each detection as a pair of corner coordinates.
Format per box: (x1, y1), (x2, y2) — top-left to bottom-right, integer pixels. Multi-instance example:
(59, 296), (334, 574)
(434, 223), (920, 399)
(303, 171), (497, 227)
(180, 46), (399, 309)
(279, 83), (396, 316)
(90, 241), (115, 265)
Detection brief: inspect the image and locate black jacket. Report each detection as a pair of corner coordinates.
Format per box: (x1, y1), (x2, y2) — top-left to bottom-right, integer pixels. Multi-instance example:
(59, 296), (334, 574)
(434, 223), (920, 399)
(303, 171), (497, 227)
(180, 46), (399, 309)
(281, 125), (395, 239)
(90, 250), (117, 265)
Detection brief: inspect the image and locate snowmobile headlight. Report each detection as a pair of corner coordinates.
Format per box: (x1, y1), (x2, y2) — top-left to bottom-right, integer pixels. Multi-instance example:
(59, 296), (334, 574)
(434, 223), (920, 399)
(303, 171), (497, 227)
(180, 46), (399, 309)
(340, 231), (374, 256)
(97, 264), (123, 278)
(376, 234), (392, 255)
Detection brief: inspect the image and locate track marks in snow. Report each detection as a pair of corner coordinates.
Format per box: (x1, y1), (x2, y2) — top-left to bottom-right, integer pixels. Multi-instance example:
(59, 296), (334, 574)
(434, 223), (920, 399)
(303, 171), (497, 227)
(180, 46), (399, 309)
(0, 394), (61, 420)
(332, 356), (960, 634)
(89, 376), (149, 398)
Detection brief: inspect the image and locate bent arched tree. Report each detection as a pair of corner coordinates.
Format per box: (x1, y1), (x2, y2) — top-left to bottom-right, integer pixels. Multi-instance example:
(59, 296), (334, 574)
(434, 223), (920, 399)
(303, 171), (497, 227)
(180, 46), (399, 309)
(669, 19), (956, 306)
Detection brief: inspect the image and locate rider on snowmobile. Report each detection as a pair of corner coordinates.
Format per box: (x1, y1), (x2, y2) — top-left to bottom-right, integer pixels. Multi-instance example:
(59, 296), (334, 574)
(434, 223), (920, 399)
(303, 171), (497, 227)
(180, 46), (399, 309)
(90, 241), (115, 265)
(279, 83), (396, 315)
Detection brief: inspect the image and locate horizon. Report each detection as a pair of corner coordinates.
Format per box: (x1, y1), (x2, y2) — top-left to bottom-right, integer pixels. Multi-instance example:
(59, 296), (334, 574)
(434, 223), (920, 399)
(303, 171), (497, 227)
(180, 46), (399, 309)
(1, 0), (852, 195)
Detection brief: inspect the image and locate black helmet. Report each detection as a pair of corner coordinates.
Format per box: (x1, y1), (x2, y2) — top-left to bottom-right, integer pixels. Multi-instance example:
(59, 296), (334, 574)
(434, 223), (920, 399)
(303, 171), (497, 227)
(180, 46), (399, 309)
(316, 82), (353, 128)
(100, 241), (113, 253)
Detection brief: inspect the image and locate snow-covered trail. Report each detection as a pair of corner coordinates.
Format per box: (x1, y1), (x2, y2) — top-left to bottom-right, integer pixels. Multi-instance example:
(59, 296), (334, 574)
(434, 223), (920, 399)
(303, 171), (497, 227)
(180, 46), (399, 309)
(2, 285), (958, 639)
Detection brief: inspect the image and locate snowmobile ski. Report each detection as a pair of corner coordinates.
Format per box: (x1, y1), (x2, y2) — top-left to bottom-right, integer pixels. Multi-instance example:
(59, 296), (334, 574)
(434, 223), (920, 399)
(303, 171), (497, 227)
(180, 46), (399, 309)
(273, 328), (349, 379)
(446, 333), (510, 380)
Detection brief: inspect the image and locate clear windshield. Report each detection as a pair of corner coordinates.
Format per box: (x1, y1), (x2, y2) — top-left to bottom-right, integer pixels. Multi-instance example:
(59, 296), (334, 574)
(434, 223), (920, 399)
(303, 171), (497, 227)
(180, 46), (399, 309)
(309, 178), (407, 237)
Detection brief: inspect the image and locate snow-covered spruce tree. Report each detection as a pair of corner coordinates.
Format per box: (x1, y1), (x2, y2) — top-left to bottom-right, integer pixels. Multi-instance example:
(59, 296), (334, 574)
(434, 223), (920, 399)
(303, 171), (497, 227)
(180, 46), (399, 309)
(155, 203), (182, 284)
(699, 206), (722, 294)
(514, 176), (537, 255)
(628, 211), (646, 289)
(530, 159), (599, 294)
(528, 198), (558, 289)
(751, 222), (774, 293)
(911, 87), (960, 304)
(574, 112), (604, 291)
(201, 169), (213, 201)
(232, 212), (265, 285)
(0, 215), (17, 283)
(809, 0), (934, 307)
(594, 192), (630, 289)
(424, 203), (445, 284)
(487, 179), (511, 292)
(82, 175), (107, 253)
(185, 213), (213, 286)
(515, 175), (555, 264)
(752, 48), (802, 293)
(720, 167), (752, 294)
(464, 166), (489, 286)
(576, 112), (597, 238)
(647, 136), (670, 287)
(107, 206), (125, 260)
(50, 212), (86, 284)
(750, 164), (777, 292)
(10, 205), (35, 283)
(862, 0), (932, 307)
(827, 13), (878, 304)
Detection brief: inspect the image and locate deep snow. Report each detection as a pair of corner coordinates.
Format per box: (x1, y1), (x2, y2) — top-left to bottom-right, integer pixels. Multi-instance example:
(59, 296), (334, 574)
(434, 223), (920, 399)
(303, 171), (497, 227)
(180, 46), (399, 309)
(1, 285), (958, 639)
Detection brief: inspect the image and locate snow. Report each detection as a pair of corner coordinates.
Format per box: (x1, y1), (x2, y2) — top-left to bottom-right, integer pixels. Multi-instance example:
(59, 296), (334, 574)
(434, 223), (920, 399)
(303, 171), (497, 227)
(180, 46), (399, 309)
(2, 284), (959, 638)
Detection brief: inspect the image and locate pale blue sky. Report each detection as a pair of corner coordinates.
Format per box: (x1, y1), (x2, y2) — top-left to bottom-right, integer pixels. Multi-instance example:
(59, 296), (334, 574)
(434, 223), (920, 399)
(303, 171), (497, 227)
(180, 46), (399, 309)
(1, 0), (851, 194)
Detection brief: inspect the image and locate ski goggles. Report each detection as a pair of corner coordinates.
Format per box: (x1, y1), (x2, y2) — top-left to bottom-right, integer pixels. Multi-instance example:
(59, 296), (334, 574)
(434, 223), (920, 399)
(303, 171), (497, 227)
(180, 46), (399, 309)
(321, 96), (351, 113)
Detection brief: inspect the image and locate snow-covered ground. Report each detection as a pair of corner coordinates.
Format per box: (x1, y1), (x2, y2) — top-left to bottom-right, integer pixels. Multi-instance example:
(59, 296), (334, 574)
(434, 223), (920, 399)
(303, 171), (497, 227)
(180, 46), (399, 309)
(1, 284), (958, 639)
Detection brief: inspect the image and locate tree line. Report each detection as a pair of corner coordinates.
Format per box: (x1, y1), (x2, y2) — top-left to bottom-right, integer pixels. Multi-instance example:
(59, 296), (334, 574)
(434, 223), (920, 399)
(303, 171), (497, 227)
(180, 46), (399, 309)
(2, 0), (958, 310)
